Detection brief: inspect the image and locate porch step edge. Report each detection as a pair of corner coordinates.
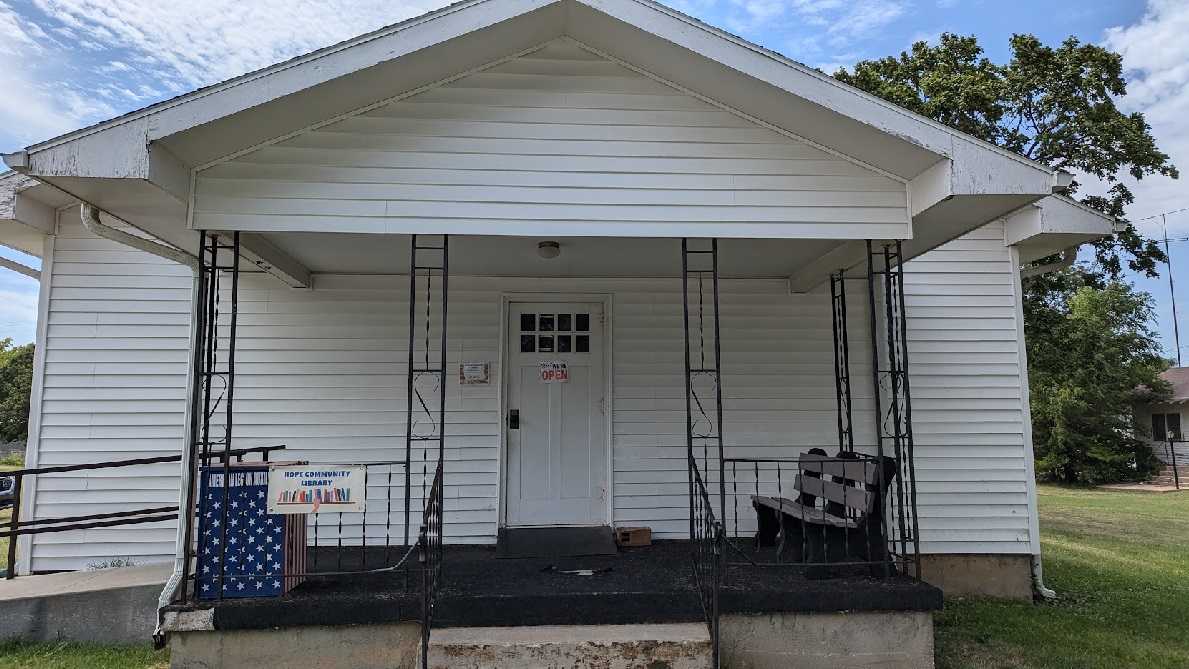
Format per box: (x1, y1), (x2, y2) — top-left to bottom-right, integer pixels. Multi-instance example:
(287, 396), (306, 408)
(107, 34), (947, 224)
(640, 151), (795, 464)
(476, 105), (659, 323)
(427, 623), (712, 669)
(429, 622), (711, 645)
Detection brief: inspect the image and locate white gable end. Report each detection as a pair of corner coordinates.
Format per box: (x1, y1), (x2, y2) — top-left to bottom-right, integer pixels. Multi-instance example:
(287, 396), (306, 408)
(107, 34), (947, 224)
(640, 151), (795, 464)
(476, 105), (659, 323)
(192, 40), (908, 239)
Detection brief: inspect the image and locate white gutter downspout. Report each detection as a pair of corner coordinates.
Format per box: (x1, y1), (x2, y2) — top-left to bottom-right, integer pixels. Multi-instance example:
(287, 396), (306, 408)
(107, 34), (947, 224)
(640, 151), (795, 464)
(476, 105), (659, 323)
(79, 204), (203, 641)
(80, 204), (198, 272)
(1014, 244), (1065, 600)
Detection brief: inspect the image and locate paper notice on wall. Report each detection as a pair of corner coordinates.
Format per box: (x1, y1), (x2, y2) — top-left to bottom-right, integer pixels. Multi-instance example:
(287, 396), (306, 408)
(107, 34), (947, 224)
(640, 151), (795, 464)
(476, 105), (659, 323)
(539, 361), (569, 383)
(268, 465), (365, 514)
(460, 362), (490, 385)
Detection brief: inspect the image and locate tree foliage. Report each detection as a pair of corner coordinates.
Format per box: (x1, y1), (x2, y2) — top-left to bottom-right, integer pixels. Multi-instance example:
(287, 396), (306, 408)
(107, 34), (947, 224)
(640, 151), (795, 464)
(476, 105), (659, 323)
(835, 34), (1180, 483)
(0, 339), (34, 443)
(835, 33), (1178, 278)
(1024, 269), (1169, 483)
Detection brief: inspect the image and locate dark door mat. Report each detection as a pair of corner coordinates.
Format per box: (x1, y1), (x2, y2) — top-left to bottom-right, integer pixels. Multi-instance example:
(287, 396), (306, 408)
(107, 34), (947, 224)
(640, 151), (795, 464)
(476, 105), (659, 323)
(496, 526), (617, 559)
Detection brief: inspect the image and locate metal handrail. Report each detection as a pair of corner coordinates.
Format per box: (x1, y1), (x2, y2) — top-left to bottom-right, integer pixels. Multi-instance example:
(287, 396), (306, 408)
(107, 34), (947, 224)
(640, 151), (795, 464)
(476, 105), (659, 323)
(3, 445), (284, 578)
(690, 458), (723, 669)
(418, 459), (445, 669)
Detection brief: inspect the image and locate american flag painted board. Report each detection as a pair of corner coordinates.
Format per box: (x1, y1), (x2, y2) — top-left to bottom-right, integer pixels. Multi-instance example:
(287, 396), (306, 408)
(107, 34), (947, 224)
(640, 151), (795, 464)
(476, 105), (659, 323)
(197, 465), (306, 599)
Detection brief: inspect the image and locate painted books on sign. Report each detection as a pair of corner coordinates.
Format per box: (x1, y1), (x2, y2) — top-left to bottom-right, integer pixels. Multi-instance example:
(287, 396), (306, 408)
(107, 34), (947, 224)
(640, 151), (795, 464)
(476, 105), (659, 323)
(268, 465), (366, 514)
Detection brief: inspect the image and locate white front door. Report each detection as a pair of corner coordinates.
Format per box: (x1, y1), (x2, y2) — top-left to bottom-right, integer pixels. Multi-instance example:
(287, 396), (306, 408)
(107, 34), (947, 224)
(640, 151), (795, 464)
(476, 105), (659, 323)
(505, 301), (607, 527)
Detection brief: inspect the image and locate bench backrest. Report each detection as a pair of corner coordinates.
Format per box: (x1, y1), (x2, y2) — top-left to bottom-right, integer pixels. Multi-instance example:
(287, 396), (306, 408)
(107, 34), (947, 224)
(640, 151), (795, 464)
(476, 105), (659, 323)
(794, 452), (889, 515)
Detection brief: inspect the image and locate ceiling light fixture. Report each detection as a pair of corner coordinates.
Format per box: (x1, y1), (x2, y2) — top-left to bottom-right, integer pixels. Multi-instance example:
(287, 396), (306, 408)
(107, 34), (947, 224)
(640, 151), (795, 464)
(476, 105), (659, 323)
(537, 240), (561, 259)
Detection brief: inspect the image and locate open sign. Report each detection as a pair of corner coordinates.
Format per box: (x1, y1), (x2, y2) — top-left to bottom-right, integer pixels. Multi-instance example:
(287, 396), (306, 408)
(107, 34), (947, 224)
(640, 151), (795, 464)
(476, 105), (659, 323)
(539, 361), (569, 384)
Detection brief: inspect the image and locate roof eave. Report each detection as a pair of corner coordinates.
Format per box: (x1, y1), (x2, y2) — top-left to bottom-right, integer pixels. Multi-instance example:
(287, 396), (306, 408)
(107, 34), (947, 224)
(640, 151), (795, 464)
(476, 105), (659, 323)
(13, 0), (1057, 195)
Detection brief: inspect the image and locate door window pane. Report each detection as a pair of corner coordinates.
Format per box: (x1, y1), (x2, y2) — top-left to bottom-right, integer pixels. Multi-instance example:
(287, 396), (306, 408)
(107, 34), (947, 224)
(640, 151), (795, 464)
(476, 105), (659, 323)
(539, 314), (555, 332)
(558, 314), (572, 332)
(576, 335), (590, 353)
(520, 314), (536, 332)
(558, 335), (572, 352)
(520, 335), (536, 353)
(576, 314), (590, 332)
(539, 336), (554, 352)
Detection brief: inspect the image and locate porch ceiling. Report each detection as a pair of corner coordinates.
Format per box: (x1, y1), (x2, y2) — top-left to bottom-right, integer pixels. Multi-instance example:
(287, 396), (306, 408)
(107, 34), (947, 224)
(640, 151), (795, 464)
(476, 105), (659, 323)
(258, 232), (840, 279)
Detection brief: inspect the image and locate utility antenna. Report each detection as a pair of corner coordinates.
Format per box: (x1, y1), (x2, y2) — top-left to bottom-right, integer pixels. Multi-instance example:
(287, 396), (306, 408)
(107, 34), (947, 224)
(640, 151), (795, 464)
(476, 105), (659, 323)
(1164, 214), (1182, 367)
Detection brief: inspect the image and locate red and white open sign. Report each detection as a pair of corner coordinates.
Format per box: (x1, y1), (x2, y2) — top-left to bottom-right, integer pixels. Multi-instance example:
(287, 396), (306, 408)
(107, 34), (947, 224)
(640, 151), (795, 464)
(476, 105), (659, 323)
(539, 361), (569, 384)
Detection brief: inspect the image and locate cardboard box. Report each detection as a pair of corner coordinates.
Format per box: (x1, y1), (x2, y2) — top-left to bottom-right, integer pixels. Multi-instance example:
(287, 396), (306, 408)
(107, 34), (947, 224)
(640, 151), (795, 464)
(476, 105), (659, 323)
(615, 526), (652, 547)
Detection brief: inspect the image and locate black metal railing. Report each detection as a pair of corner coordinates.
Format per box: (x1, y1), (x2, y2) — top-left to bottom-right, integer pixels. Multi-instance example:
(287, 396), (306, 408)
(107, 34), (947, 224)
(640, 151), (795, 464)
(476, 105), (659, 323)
(302, 461), (415, 575)
(724, 453), (903, 575)
(2, 445), (283, 578)
(690, 458), (723, 669)
(1163, 439), (1182, 489)
(418, 459), (445, 669)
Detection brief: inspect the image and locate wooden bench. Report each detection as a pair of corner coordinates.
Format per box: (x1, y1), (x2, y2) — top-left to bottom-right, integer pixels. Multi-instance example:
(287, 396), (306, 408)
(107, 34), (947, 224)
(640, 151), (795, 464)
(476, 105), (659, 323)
(752, 450), (898, 571)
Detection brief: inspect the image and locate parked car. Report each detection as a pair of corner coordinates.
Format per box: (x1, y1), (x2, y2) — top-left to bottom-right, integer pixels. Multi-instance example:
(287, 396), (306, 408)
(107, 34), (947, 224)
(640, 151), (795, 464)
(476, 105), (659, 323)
(0, 475), (13, 509)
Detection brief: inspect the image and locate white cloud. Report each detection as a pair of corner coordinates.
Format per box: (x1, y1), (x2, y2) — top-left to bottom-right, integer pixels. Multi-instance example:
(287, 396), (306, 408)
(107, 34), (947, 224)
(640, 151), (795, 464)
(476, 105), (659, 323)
(28, 0), (454, 92)
(687, 0), (905, 68)
(0, 0), (454, 150)
(0, 3), (108, 146)
(722, 0), (904, 38)
(1100, 0), (1189, 234)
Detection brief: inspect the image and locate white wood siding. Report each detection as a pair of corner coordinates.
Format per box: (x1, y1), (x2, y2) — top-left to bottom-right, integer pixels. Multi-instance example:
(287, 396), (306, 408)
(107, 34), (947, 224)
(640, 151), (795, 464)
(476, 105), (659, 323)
(27, 223), (1035, 571)
(904, 222), (1033, 554)
(27, 217), (192, 572)
(192, 40), (908, 240)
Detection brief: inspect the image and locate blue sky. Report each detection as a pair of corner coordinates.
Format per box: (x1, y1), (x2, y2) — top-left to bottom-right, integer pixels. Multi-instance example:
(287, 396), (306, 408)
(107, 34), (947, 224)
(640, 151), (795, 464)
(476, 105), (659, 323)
(1, 0), (1187, 352)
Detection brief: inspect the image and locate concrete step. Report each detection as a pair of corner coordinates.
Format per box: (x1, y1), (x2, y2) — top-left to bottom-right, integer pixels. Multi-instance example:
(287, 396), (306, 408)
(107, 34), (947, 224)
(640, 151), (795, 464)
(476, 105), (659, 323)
(426, 623), (713, 669)
(1151, 464), (1189, 487)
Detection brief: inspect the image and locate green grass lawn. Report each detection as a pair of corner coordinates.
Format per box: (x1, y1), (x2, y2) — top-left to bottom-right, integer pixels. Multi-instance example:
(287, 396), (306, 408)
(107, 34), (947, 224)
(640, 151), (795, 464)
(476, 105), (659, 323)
(935, 485), (1189, 669)
(0, 641), (167, 669)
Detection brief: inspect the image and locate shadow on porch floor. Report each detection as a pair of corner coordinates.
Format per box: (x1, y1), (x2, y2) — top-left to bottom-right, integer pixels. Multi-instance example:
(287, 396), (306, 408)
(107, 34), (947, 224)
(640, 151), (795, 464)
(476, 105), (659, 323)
(199, 541), (941, 631)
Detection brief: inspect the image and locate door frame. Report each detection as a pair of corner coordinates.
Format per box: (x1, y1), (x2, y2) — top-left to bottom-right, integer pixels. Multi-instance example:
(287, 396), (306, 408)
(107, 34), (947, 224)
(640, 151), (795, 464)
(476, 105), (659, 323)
(497, 292), (614, 529)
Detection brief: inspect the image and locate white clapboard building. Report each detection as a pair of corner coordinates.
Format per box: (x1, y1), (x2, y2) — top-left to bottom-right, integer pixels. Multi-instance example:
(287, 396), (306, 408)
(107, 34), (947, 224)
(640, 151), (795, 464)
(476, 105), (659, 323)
(0, 1), (1117, 666)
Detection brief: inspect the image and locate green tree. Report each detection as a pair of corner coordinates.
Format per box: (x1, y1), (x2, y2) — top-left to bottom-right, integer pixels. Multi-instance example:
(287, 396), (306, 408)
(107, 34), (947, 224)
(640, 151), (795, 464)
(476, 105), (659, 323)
(1024, 269), (1169, 482)
(0, 339), (35, 443)
(835, 34), (1179, 483)
(834, 33), (1178, 278)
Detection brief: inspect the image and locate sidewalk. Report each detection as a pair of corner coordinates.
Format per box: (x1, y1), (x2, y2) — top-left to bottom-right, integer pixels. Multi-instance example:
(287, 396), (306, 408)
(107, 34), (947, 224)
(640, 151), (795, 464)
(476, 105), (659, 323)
(0, 562), (171, 643)
(1098, 482), (1185, 493)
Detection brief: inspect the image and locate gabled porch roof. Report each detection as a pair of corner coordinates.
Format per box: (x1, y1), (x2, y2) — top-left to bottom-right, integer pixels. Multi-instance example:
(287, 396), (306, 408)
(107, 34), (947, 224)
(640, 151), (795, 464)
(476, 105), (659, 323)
(0, 0), (1108, 287)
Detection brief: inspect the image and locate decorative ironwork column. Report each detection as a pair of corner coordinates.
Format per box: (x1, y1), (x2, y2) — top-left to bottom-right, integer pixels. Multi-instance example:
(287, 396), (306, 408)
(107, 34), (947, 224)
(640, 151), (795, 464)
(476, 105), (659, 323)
(404, 234), (449, 549)
(866, 241), (922, 578)
(179, 231), (241, 602)
(682, 238), (724, 669)
(404, 234), (448, 669)
(830, 270), (856, 453)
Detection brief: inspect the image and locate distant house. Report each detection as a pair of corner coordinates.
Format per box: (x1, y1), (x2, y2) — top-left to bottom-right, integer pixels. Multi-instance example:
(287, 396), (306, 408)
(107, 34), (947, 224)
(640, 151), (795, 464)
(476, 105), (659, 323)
(0, 0), (1120, 665)
(1135, 367), (1189, 467)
